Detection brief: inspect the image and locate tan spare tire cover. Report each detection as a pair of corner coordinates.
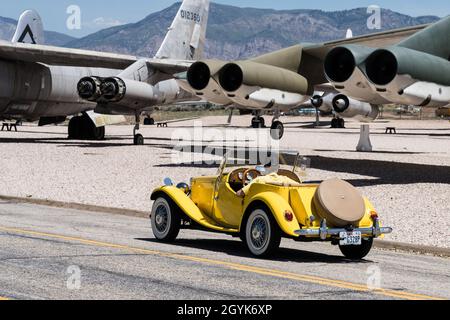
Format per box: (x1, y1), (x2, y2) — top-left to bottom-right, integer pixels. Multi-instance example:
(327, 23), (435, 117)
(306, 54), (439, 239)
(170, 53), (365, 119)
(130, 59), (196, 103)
(313, 178), (365, 227)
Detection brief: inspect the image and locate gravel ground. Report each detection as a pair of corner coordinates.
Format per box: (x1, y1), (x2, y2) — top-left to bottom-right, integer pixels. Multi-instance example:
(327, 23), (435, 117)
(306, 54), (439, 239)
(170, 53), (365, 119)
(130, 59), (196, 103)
(0, 115), (449, 248)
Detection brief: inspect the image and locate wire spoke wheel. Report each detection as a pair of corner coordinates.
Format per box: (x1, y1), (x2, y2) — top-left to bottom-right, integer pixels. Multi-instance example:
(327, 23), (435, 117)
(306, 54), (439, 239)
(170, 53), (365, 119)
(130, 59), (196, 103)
(154, 205), (169, 233)
(151, 196), (181, 242)
(251, 217), (268, 249)
(245, 207), (281, 257)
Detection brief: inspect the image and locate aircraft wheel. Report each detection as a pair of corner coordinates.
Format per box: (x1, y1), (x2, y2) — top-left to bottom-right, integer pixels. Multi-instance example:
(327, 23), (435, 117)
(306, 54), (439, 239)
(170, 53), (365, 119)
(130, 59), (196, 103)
(151, 196), (181, 242)
(134, 134), (144, 145)
(78, 114), (105, 140)
(144, 117), (155, 126)
(68, 116), (82, 139)
(259, 117), (266, 128)
(270, 121), (284, 140)
(339, 238), (373, 260)
(251, 117), (265, 128)
(89, 125), (105, 140)
(331, 118), (338, 128)
(244, 206), (281, 257)
(338, 118), (346, 128)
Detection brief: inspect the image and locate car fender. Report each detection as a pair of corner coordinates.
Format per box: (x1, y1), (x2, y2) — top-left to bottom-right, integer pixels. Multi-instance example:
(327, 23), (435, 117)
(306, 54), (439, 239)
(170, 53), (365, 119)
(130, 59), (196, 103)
(151, 187), (238, 233)
(243, 192), (300, 237)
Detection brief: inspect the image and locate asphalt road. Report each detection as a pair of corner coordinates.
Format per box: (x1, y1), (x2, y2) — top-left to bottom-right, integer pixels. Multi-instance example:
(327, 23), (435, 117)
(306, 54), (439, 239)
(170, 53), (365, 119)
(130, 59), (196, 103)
(0, 200), (448, 300)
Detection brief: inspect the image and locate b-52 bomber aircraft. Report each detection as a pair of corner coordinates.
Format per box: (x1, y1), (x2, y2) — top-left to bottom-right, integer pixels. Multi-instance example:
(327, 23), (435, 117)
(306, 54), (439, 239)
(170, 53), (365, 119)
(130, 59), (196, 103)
(324, 16), (450, 111)
(0, 9), (126, 138)
(0, 0), (210, 145)
(178, 15), (449, 140)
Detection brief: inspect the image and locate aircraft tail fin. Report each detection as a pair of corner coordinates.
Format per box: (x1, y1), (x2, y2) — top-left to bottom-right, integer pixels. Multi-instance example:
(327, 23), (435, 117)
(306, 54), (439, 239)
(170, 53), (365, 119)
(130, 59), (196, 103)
(398, 16), (450, 60)
(155, 0), (210, 60)
(11, 9), (44, 44)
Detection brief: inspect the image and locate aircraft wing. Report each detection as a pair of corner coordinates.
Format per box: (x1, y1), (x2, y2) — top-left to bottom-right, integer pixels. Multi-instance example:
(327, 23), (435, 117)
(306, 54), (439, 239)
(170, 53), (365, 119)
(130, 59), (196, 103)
(314, 83), (338, 93)
(145, 58), (194, 75)
(0, 40), (193, 74)
(303, 24), (429, 60)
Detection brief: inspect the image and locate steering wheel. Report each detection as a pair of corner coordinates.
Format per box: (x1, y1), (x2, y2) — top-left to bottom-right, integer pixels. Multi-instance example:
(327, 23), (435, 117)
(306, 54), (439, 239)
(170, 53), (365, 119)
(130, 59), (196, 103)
(242, 169), (262, 186)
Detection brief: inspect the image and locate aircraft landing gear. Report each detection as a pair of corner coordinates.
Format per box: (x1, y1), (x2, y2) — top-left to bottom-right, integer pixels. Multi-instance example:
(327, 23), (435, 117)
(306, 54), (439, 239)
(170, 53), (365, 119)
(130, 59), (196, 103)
(249, 110), (285, 140)
(134, 134), (144, 145)
(269, 110), (284, 140)
(133, 113), (144, 145)
(227, 108), (234, 125)
(270, 121), (284, 140)
(143, 116), (155, 126)
(68, 113), (105, 140)
(331, 117), (345, 129)
(251, 112), (266, 128)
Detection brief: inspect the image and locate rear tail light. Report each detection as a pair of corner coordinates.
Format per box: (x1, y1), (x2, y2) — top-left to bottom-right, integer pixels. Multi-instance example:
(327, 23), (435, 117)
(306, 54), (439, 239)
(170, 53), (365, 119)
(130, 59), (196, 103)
(370, 211), (379, 219)
(284, 210), (294, 222)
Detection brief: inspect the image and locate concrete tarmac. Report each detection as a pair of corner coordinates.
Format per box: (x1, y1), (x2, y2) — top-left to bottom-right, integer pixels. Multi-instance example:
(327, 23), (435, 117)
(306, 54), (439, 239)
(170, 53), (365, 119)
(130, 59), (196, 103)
(0, 200), (448, 300)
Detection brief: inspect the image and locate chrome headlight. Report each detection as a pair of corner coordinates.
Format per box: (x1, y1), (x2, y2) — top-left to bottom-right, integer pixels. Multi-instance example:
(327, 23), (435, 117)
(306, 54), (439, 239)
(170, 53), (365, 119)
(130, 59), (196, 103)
(176, 182), (191, 195)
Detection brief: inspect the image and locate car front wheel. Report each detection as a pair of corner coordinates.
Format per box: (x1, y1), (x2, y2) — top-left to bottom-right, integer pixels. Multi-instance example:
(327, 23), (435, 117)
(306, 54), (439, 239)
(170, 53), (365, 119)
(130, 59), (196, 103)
(339, 238), (373, 260)
(151, 196), (181, 242)
(244, 207), (281, 257)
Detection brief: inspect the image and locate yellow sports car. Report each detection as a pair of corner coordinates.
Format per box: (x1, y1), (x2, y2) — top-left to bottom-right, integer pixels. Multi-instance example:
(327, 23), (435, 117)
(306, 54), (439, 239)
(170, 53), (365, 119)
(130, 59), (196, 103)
(150, 154), (392, 259)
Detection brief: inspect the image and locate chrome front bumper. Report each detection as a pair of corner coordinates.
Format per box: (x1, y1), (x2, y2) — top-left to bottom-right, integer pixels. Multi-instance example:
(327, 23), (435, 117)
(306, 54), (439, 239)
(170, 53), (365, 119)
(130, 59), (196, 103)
(294, 218), (393, 240)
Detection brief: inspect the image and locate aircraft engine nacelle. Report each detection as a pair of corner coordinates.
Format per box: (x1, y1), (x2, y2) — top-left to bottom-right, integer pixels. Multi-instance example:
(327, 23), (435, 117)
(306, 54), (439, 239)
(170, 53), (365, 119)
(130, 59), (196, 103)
(331, 94), (380, 121)
(324, 45), (387, 104)
(77, 76), (103, 102)
(78, 77), (160, 109)
(365, 47), (450, 107)
(310, 94), (332, 114)
(184, 60), (233, 105)
(154, 79), (182, 103)
(0, 60), (48, 101)
(217, 61), (310, 109)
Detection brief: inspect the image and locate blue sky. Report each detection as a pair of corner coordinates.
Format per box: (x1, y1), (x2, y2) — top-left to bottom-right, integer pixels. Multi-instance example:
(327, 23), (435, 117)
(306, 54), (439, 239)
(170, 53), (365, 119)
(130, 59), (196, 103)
(1, 1), (449, 37)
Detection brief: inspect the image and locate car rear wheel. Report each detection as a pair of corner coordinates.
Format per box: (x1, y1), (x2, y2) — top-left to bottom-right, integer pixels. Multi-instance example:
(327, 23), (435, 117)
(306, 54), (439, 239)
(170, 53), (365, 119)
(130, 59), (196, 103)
(151, 196), (181, 242)
(339, 238), (373, 260)
(244, 207), (281, 257)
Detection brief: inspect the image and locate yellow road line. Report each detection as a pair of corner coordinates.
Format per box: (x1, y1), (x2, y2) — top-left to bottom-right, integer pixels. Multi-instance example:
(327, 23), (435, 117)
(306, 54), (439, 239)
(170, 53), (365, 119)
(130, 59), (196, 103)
(0, 226), (445, 301)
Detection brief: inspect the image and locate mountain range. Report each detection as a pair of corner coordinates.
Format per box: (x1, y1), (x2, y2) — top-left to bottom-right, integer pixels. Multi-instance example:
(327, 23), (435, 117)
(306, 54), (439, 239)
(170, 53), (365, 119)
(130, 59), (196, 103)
(0, 3), (441, 59)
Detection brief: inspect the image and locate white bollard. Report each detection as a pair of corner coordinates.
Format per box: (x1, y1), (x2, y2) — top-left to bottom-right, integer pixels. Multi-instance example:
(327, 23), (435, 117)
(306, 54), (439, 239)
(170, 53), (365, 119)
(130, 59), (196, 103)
(356, 124), (373, 152)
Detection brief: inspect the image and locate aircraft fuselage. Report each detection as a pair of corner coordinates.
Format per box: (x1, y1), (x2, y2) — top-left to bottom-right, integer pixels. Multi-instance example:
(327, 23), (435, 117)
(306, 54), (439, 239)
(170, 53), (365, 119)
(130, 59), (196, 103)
(0, 60), (120, 121)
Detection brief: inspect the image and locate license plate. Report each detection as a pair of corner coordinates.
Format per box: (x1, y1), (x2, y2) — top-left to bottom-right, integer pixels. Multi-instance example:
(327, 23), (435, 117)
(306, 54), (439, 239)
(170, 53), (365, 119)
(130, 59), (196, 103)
(339, 231), (362, 246)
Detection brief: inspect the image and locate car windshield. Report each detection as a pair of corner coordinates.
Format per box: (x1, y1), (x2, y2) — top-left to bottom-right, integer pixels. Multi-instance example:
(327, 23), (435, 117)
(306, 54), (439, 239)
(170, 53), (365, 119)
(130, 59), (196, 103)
(216, 152), (310, 177)
(217, 151), (231, 176)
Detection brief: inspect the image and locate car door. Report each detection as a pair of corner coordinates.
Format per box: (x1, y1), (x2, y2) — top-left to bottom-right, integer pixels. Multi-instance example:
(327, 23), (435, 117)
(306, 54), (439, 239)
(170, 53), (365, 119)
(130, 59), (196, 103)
(213, 175), (243, 228)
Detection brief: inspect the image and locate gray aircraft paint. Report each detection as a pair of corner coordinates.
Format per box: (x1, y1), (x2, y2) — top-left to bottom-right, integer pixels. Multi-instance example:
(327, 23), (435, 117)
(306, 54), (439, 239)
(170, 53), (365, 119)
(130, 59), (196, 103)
(82, 0), (210, 115)
(0, 0), (210, 121)
(0, 10), (119, 121)
(156, 0), (209, 61)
